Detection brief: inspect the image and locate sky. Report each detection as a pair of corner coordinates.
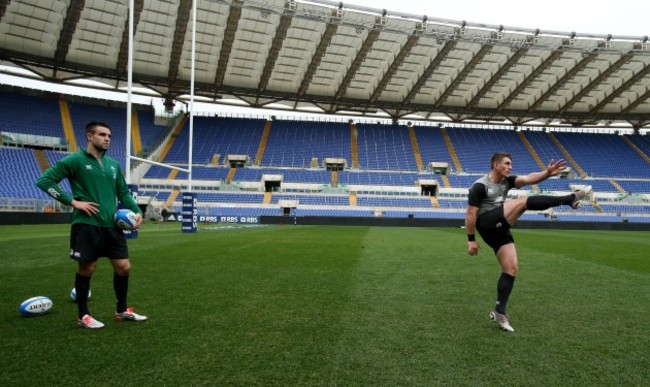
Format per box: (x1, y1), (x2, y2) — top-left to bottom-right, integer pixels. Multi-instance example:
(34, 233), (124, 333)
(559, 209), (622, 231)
(1, 0), (649, 121)
(347, 0), (648, 37)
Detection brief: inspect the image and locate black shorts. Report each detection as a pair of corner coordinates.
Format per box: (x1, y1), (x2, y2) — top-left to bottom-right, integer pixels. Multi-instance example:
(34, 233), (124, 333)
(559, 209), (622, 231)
(476, 205), (514, 254)
(69, 223), (129, 262)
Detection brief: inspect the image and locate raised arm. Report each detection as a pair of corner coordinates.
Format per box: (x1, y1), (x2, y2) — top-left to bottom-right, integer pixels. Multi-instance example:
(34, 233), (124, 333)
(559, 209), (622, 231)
(514, 159), (566, 188)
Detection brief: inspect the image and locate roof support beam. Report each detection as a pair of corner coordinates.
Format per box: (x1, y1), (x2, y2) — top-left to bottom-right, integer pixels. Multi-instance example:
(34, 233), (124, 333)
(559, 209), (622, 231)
(591, 61), (650, 113)
(116, 0), (144, 76)
(334, 21), (383, 100)
(167, 0), (192, 87)
(297, 12), (340, 96)
(0, 0), (10, 20)
(434, 44), (492, 108)
(527, 52), (598, 112)
(54, 0), (85, 65)
(402, 40), (457, 105)
(214, 0), (243, 90)
(497, 50), (562, 111)
(467, 48), (527, 109)
(558, 53), (633, 113)
(258, 3), (294, 92)
(369, 33), (419, 104)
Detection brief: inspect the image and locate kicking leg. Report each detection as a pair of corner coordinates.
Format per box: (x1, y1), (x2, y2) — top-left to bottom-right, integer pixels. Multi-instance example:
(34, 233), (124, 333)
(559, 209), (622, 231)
(503, 197), (528, 226)
(526, 190), (587, 211)
(503, 189), (588, 226)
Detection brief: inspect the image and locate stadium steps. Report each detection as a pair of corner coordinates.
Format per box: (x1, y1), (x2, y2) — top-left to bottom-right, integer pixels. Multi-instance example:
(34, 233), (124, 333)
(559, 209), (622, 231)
(350, 123), (359, 169)
(58, 99), (77, 151)
(254, 120), (272, 166)
(130, 110), (143, 156)
(158, 114), (187, 162)
(430, 196), (439, 208)
(440, 127), (462, 173)
(621, 136), (650, 163)
(441, 174), (451, 188)
(167, 169), (178, 179)
(609, 179), (627, 193)
(33, 149), (50, 172)
(517, 131), (546, 170)
(264, 192), (272, 204)
(408, 125), (424, 171)
(331, 170), (338, 188)
(349, 192), (357, 206)
(211, 154), (220, 165)
(225, 168), (237, 184)
(165, 188), (180, 208)
(547, 132), (587, 178)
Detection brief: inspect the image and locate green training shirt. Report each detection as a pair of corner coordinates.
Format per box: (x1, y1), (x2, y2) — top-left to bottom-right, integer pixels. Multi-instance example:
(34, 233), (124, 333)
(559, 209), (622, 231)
(36, 149), (141, 227)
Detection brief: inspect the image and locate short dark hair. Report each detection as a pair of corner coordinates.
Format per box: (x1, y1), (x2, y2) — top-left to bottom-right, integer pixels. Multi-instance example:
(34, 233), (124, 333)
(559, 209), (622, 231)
(85, 121), (111, 135)
(490, 152), (512, 169)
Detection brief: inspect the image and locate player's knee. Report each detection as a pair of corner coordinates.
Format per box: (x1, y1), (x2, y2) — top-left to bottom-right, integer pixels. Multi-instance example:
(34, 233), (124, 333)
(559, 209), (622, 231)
(77, 262), (96, 277)
(517, 196), (529, 208)
(113, 260), (131, 276)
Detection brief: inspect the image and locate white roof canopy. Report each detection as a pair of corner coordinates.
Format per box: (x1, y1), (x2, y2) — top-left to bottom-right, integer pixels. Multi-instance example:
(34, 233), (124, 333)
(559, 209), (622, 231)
(1, 0), (649, 127)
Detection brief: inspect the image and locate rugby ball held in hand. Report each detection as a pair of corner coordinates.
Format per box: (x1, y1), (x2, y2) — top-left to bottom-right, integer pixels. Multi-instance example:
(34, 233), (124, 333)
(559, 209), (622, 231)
(19, 296), (53, 316)
(115, 209), (138, 230)
(70, 287), (91, 302)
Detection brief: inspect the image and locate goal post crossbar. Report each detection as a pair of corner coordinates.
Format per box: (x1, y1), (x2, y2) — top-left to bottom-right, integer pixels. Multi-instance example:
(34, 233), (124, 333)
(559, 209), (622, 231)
(129, 156), (191, 173)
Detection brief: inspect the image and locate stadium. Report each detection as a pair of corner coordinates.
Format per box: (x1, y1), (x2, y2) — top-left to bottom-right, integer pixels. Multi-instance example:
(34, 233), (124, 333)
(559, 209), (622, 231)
(1, 0), (649, 385)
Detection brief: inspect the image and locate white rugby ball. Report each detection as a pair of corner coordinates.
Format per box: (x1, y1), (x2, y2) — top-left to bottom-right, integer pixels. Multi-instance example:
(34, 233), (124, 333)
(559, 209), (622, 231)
(70, 287), (91, 302)
(115, 209), (138, 230)
(19, 296), (53, 316)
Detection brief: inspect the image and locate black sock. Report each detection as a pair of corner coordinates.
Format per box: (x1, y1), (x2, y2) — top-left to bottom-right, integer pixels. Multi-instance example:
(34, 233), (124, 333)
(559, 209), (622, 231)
(526, 194), (575, 211)
(114, 273), (129, 313)
(75, 273), (91, 319)
(495, 272), (516, 315)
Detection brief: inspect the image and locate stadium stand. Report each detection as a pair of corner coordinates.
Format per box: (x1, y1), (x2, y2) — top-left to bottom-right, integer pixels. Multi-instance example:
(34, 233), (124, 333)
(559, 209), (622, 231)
(0, 148), (48, 199)
(552, 132), (650, 178)
(161, 116), (266, 164)
(356, 123), (418, 171)
(413, 126), (454, 170)
(1, 93), (648, 223)
(263, 120), (351, 168)
(445, 127), (541, 174)
(0, 91), (62, 138)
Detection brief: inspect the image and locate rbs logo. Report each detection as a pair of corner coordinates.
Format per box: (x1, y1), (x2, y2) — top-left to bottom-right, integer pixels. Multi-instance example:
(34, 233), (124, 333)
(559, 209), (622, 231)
(196, 216), (260, 224)
(219, 216), (259, 224)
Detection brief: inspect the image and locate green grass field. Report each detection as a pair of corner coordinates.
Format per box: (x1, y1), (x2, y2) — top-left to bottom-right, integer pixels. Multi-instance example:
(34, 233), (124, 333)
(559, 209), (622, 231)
(1, 223), (648, 386)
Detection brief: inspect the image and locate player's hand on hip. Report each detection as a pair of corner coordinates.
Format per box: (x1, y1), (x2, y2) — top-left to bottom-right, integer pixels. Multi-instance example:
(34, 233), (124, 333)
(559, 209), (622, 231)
(468, 241), (480, 256)
(71, 200), (99, 216)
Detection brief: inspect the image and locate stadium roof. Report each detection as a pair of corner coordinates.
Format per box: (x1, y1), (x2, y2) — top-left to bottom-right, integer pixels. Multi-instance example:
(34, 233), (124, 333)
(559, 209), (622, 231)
(1, 0), (650, 129)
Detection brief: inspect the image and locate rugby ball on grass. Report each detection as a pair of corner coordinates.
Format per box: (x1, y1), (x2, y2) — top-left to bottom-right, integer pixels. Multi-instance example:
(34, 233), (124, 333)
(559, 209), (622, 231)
(70, 287), (91, 302)
(115, 209), (138, 230)
(19, 296), (53, 316)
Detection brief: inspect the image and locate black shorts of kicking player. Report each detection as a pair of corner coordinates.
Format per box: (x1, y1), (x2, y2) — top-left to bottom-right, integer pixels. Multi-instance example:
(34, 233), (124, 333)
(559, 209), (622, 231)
(69, 223), (129, 262)
(476, 205), (515, 254)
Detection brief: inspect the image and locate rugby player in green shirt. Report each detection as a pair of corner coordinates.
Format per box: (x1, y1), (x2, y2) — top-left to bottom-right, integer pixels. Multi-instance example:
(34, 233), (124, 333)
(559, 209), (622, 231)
(37, 121), (147, 328)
